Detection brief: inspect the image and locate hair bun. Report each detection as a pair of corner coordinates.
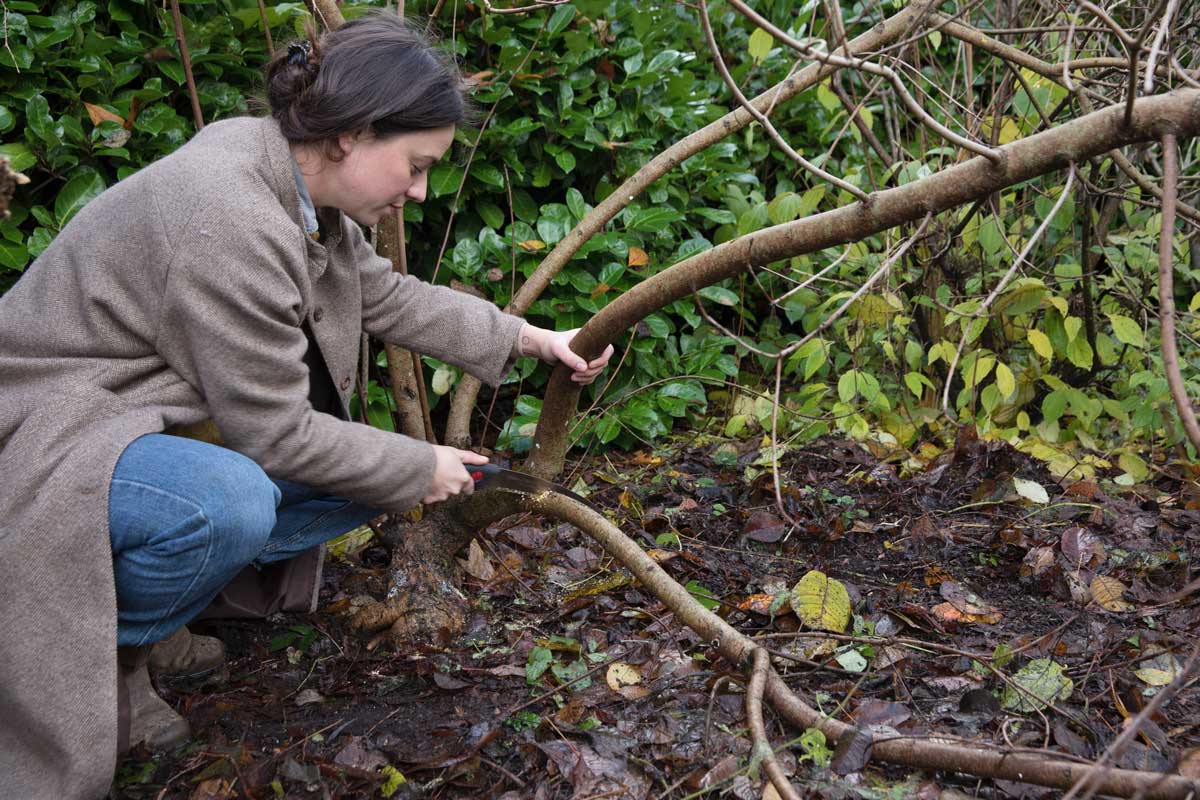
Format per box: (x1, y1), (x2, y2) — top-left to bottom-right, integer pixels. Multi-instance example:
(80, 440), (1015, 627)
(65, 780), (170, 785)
(265, 34), (321, 122)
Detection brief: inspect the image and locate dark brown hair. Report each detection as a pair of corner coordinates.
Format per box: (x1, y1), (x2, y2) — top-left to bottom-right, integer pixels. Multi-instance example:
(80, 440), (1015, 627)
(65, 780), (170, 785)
(264, 13), (470, 151)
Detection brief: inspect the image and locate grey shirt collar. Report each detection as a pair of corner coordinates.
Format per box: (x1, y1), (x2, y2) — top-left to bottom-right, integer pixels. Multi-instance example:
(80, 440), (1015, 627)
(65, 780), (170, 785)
(291, 157), (320, 238)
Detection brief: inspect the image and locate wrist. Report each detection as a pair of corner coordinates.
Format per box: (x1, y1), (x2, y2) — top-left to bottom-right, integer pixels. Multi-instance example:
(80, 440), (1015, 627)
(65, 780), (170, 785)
(515, 323), (543, 359)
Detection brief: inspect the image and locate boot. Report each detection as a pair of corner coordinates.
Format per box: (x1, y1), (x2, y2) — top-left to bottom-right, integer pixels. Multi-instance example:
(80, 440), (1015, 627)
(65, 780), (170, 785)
(118, 646), (191, 751)
(149, 626), (225, 678)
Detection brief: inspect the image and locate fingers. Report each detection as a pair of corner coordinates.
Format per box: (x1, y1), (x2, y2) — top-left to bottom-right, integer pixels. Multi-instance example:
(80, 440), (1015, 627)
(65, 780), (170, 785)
(569, 343), (615, 384)
(456, 448), (490, 465)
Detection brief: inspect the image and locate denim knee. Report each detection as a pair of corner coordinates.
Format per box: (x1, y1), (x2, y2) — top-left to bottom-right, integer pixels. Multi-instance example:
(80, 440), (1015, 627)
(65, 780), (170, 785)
(192, 453), (280, 566)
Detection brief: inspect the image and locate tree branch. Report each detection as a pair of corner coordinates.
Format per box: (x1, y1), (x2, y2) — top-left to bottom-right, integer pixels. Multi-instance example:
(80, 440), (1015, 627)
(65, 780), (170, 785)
(526, 89), (1200, 477)
(1156, 133), (1200, 452)
(442, 0), (942, 446)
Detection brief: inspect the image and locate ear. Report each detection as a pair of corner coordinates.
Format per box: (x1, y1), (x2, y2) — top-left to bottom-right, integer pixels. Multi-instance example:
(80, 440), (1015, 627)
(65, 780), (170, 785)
(335, 131), (359, 157)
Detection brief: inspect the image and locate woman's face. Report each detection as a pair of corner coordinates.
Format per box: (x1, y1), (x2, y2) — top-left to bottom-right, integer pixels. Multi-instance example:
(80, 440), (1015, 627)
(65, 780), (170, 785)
(322, 125), (456, 226)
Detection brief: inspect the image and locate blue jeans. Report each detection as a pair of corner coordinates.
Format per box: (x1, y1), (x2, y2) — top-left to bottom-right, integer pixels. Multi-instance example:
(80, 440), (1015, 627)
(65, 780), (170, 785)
(109, 434), (380, 647)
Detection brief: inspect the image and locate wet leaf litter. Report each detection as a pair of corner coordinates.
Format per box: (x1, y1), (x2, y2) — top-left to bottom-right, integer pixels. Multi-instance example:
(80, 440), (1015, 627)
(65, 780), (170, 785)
(113, 434), (1200, 799)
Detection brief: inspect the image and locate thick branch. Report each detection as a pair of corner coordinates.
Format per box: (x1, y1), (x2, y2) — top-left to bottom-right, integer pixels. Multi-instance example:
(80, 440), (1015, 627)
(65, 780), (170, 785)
(526, 89), (1200, 476)
(442, 0), (940, 446)
(1157, 133), (1200, 451)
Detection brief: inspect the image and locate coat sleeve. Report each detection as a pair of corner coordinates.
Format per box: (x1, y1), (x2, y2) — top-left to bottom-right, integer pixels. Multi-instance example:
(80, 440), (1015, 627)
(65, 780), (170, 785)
(352, 224), (524, 387)
(156, 208), (437, 513)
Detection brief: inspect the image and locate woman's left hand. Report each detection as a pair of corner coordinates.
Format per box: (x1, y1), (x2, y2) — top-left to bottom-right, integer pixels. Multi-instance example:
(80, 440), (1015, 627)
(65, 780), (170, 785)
(518, 324), (614, 385)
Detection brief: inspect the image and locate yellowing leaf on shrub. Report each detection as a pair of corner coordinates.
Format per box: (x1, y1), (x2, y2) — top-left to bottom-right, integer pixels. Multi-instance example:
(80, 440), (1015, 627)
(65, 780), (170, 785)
(748, 27), (774, 63)
(994, 361), (1016, 398)
(1002, 658), (1073, 712)
(1013, 476), (1049, 504)
(1090, 575), (1132, 612)
(790, 570), (851, 633)
(1108, 314), (1145, 348)
(517, 239), (546, 252)
(1118, 452), (1150, 482)
(1028, 329), (1053, 360)
(627, 246), (648, 267)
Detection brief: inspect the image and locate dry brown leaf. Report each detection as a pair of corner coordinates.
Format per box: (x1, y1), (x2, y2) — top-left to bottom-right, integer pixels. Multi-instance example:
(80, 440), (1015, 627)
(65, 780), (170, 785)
(1090, 574), (1133, 612)
(940, 581), (1002, 621)
(738, 593), (788, 615)
(924, 565), (954, 587)
(83, 102), (125, 127)
(627, 246), (649, 267)
(1020, 546), (1056, 577)
(1062, 526), (1106, 567)
(460, 540), (495, 581)
(931, 602), (1002, 625)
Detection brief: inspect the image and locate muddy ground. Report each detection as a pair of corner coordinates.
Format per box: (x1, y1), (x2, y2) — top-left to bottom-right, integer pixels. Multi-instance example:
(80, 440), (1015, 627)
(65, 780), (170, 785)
(112, 431), (1200, 799)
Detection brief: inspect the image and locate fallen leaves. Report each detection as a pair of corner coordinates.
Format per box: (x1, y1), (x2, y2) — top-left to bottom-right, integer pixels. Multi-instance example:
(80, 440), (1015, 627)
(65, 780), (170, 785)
(791, 570), (851, 633)
(1134, 652), (1181, 686)
(1090, 574), (1133, 612)
(1002, 658), (1073, 712)
(1013, 476), (1050, 504)
(932, 581), (1002, 625)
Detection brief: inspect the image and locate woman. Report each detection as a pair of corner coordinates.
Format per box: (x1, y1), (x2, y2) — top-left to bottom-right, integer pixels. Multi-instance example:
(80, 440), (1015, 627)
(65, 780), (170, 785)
(0, 14), (612, 798)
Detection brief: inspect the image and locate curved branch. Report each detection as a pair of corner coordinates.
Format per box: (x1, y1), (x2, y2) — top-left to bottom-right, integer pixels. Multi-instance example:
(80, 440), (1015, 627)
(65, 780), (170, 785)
(525, 89), (1200, 477)
(442, 0), (942, 446)
(526, 490), (1200, 799)
(746, 647), (803, 800)
(1156, 133), (1200, 451)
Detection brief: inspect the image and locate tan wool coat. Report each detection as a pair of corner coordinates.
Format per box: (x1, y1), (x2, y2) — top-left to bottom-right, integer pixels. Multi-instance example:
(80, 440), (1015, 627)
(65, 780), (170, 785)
(0, 116), (523, 798)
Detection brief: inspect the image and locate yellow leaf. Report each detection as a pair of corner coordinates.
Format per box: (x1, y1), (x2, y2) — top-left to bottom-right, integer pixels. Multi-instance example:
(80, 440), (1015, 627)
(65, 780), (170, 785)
(790, 570), (851, 633)
(627, 246), (648, 267)
(1090, 575), (1133, 612)
(1028, 329), (1053, 360)
(518, 239), (546, 252)
(1135, 654), (1180, 686)
(605, 661), (642, 691)
(994, 361), (1016, 398)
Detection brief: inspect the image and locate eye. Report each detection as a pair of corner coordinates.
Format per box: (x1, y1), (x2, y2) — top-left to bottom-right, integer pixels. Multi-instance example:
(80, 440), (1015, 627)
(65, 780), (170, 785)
(411, 164), (427, 178)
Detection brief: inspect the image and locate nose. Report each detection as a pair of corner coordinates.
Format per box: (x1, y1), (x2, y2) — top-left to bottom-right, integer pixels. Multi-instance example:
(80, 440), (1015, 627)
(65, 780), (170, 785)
(406, 173), (428, 204)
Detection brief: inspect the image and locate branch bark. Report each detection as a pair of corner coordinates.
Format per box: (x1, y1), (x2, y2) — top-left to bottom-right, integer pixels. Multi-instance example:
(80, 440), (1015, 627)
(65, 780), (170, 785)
(1156, 133), (1200, 452)
(525, 89), (1200, 477)
(441, 0), (941, 447)
(168, 0), (204, 131)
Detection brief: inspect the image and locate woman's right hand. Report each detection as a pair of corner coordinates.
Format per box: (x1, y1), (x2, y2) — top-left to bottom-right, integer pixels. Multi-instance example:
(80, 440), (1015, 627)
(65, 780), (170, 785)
(422, 445), (490, 504)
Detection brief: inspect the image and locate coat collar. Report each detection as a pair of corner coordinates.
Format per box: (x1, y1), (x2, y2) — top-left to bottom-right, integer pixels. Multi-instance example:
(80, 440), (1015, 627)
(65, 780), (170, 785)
(257, 117), (346, 260)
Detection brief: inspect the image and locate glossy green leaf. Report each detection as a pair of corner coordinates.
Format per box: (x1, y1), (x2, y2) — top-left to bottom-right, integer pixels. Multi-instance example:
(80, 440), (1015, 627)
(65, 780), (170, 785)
(54, 169), (105, 227)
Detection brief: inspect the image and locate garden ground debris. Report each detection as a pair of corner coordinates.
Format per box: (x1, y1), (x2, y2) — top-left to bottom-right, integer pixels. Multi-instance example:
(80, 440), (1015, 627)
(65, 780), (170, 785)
(113, 433), (1200, 799)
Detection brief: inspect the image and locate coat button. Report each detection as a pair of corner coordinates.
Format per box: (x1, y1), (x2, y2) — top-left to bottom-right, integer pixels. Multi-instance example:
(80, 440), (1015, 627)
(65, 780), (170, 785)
(340, 376), (351, 391)
(313, 307), (324, 322)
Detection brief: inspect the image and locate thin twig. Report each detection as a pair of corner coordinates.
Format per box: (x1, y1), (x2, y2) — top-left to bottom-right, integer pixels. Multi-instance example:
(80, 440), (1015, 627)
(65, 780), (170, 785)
(698, 0), (868, 200)
(941, 163), (1075, 416)
(725, 0), (1003, 162)
(1142, 0), (1179, 93)
(168, 0), (204, 130)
